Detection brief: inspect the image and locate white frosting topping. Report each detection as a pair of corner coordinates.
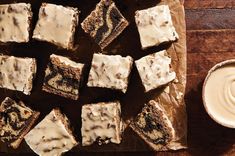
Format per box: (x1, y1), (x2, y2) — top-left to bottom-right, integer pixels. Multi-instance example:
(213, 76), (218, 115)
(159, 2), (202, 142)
(135, 50), (176, 92)
(50, 54), (84, 69)
(0, 3), (31, 43)
(33, 3), (79, 49)
(0, 55), (36, 95)
(135, 5), (178, 49)
(87, 53), (133, 93)
(81, 102), (122, 146)
(24, 109), (77, 156)
(204, 64), (235, 128)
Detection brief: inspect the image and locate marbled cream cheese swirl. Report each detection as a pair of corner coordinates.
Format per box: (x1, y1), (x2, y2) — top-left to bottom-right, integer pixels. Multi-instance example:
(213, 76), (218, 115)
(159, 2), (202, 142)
(204, 63), (235, 128)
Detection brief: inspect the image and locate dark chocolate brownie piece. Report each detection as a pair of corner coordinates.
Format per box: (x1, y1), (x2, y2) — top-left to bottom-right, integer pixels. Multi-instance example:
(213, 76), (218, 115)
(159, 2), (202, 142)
(81, 0), (129, 49)
(0, 97), (40, 149)
(130, 100), (175, 151)
(42, 54), (84, 100)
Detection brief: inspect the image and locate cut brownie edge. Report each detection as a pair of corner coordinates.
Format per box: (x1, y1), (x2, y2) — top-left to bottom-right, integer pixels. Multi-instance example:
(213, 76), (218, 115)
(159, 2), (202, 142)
(99, 19), (129, 49)
(42, 54), (84, 100)
(52, 108), (78, 146)
(81, 0), (129, 49)
(42, 85), (79, 100)
(10, 111), (40, 149)
(130, 100), (175, 151)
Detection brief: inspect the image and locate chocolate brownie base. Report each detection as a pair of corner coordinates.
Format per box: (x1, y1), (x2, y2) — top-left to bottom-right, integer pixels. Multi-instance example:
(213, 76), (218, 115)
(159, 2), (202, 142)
(0, 97), (40, 149)
(81, 0), (129, 49)
(130, 100), (175, 151)
(42, 54), (84, 100)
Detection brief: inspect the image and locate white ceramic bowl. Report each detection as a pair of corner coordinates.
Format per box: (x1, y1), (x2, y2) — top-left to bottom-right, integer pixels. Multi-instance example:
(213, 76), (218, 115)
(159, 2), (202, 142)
(203, 59), (235, 128)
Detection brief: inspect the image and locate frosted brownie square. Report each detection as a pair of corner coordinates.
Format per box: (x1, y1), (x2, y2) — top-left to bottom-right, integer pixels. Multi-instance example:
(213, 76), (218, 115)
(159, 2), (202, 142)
(0, 3), (32, 43)
(0, 97), (40, 149)
(81, 0), (129, 49)
(42, 54), (84, 100)
(33, 3), (79, 49)
(135, 5), (178, 49)
(135, 50), (176, 92)
(81, 101), (122, 146)
(24, 108), (78, 156)
(0, 55), (37, 95)
(87, 53), (133, 93)
(130, 100), (175, 151)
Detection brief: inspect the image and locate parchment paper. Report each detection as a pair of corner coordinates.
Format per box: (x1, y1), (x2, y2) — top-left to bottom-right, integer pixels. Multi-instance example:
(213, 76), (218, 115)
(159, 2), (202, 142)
(0, 0), (187, 153)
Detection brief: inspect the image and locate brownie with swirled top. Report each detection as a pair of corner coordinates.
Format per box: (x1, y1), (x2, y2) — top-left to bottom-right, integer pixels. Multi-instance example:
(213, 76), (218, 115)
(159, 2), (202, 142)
(0, 97), (40, 149)
(81, 0), (129, 49)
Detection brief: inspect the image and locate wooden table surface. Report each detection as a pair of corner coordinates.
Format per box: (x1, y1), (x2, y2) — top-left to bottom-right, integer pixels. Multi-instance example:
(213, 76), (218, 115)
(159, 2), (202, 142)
(78, 1), (235, 156)
(0, 1), (234, 156)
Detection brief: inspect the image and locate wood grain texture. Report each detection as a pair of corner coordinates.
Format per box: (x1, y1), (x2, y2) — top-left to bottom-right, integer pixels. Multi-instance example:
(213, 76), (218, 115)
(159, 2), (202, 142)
(187, 30), (235, 53)
(186, 9), (235, 30)
(184, 0), (235, 154)
(186, 52), (235, 92)
(185, 0), (235, 9)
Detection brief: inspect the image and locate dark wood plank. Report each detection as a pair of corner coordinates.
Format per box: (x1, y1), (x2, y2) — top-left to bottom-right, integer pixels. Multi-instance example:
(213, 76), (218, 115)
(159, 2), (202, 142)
(186, 9), (235, 30)
(187, 51), (234, 95)
(187, 29), (235, 53)
(185, 0), (235, 9)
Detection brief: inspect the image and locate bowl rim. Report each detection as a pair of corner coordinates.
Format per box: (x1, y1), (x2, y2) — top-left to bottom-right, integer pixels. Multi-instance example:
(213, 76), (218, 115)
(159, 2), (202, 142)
(202, 59), (235, 128)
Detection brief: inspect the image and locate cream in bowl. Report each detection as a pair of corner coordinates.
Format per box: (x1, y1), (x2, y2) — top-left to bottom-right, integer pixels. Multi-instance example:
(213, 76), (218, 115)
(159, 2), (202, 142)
(203, 59), (235, 128)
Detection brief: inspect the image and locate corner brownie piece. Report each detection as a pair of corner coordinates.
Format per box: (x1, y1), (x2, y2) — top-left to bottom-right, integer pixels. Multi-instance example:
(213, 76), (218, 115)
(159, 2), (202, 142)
(130, 100), (175, 151)
(87, 53), (133, 93)
(135, 50), (176, 92)
(81, 101), (122, 146)
(33, 3), (79, 49)
(42, 54), (84, 100)
(24, 108), (78, 156)
(0, 55), (37, 95)
(0, 97), (40, 149)
(135, 5), (178, 49)
(81, 0), (129, 49)
(0, 3), (32, 43)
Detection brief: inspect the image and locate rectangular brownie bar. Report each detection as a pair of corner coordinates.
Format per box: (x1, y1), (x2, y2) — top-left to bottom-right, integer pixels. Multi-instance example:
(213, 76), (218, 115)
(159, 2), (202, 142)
(135, 5), (178, 49)
(0, 3), (32, 43)
(87, 53), (133, 93)
(81, 101), (122, 146)
(33, 3), (79, 49)
(81, 0), (129, 49)
(24, 108), (78, 155)
(130, 100), (175, 151)
(42, 54), (84, 100)
(0, 97), (40, 149)
(0, 55), (37, 95)
(135, 50), (176, 92)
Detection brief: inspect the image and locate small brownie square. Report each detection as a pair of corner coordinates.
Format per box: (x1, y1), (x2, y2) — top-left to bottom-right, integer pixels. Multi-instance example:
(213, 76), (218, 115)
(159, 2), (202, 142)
(42, 54), (84, 100)
(130, 100), (175, 151)
(0, 55), (37, 95)
(0, 3), (32, 43)
(24, 108), (78, 155)
(135, 5), (178, 49)
(33, 3), (79, 49)
(135, 50), (176, 92)
(0, 97), (40, 149)
(81, 101), (122, 146)
(81, 0), (129, 49)
(87, 53), (133, 93)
